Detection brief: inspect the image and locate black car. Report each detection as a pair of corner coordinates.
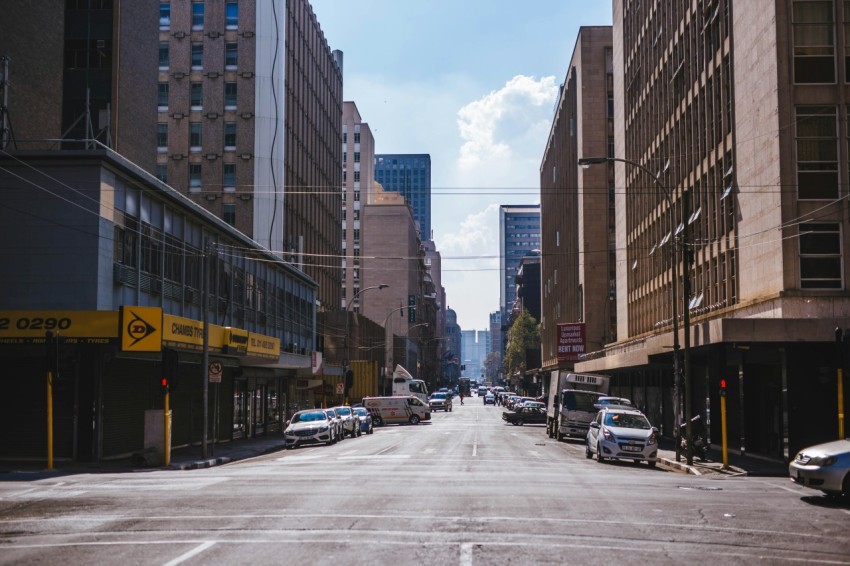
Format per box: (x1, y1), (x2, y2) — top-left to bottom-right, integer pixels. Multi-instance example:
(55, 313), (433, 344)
(502, 406), (547, 426)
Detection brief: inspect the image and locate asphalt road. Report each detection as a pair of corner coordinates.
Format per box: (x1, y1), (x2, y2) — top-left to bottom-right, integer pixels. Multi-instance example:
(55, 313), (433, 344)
(1, 400), (849, 565)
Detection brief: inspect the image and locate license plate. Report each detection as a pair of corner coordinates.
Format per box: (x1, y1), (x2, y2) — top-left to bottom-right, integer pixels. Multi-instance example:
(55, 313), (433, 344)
(622, 445), (642, 452)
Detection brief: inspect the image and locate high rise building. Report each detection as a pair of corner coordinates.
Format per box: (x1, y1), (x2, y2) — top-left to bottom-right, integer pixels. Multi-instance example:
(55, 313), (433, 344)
(0, 1), (344, 312)
(539, 27), (615, 373)
(341, 101), (376, 311)
(499, 204), (541, 324)
(575, 0), (850, 459)
(374, 154), (432, 241)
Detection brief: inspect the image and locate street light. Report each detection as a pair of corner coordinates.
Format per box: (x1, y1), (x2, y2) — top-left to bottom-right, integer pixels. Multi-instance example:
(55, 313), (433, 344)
(383, 304), (415, 393)
(344, 284), (388, 403)
(578, 155), (693, 465)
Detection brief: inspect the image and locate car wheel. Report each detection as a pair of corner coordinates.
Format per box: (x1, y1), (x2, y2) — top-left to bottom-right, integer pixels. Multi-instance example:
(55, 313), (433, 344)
(585, 441), (593, 459)
(409, 415), (420, 425)
(596, 442), (605, 463)
(368, 424), (374, 434)
(842, 473), (850, 501)
(647, 460), (657, 468)
(373, 416), (383, 426)
(517, 419), (524, 426)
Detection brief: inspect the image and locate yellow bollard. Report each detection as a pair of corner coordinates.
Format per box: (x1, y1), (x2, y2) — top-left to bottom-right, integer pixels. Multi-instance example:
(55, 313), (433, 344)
(164, 390), (171, 467)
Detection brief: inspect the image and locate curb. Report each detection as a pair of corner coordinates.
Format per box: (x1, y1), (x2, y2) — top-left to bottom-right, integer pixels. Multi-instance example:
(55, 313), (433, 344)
(171, 456), (232, 470)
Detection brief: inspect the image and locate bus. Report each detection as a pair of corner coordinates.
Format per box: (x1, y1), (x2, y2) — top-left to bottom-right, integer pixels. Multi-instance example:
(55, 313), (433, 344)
(458, 377), (471, 396)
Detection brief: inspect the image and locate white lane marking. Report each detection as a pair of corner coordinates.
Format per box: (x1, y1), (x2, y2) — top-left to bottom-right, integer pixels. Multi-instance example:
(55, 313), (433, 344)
(424, 448), (435, 454)
(337, 455), (410, 460)
(460, 542), (474, 566)
(276, 454), (323, 462)
(339, 450), (359, 456)
(528, 450), (541, 458)
(472, 443), (478, 457)
(162, 541), (216, 566)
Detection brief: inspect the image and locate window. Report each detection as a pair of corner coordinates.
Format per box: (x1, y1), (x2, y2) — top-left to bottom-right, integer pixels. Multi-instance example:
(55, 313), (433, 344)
(191, 42), (203, 69)
(192, 1), (204, 29)
(157, 123), (168, 149)
(189, 163), (202, 190)
(159, 3), (171, 29)
(226, 2), (238, 28)
(158, 82), (169, 108)
(224, 82), (237, 108)
(793, 0), (835, 83)
(155, 164), (168, 183)
(223, 203), (236, 226)
(224, 122), (237, 148)
(354, 132), (360, 143)
(796, 106), (838, 199)
(190, 82), (203, 108)
(225, 42), (238, 68)
(800, 223), (842, 288)
(158, 42), (169, 69)
(354, 171), (360, 182)
(190, 122), (202, 150)
(354, 152), (360, 163)
(223, 163), (236, 191)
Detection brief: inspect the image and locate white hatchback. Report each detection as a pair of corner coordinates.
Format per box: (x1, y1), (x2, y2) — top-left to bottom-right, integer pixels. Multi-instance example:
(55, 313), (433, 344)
(585, 407), (658, 467)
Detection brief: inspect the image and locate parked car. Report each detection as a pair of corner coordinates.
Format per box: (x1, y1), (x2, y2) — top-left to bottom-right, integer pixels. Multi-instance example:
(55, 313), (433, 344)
(477, 386), (488, 396)
(502, 405), (547, 426)
(284, 409), (337, 448)
(585, 407), (658, 467)
(789, 439), (850, 500)
(594, 396), (634, 410)
(352, 406), (374, 435)
(429, 392), (453, 412)
(332, 405), (361, 437)
(324, 407), (345, 441)
(483, 392), (495, 405)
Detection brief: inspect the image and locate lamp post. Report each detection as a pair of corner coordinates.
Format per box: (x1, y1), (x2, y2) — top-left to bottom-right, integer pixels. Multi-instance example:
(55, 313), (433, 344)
(344, 284), (388, 403)
(578, 155), (693, 465)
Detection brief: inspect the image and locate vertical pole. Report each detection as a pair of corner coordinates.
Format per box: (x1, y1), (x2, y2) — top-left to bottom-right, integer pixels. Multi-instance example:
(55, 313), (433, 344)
(47, 369), (54, 471)
(839, 367), (845, 438)
(683, 190), (693, 466)
(201, 238), (209, 459)
(721, 392), (728, 469)
(163, 389), (171, 466)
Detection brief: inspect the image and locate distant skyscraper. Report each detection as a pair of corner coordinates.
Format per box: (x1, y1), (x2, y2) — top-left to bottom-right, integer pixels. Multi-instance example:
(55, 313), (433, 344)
(374, 154), (432, 240)
(499, 204), (541, 320)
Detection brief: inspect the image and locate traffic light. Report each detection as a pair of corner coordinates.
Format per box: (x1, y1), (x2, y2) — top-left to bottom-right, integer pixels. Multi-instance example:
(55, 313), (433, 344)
(345, 369), (354, 389)
(161, 348), (179, 393)
(719, 378), (727, 398)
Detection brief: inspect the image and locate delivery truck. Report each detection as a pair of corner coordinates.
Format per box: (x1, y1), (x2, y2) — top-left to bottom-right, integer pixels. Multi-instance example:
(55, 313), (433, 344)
(545, 371), (610, 440)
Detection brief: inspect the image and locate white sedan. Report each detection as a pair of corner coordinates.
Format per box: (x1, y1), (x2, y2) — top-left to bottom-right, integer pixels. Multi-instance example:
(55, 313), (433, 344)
(789, 439), (850, 500)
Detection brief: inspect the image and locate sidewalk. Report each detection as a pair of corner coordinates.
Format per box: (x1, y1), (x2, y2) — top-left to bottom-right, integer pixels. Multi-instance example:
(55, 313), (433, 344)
(655, 439), (788, 478)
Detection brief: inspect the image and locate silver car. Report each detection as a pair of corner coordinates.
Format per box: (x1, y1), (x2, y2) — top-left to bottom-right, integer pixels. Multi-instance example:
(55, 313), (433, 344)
(789, 439), (850, 500)
(585, 407), (658, 467)
(284, 409), (336, 448)
(332, 406), (362, 438)
(324, 408), (345, 441)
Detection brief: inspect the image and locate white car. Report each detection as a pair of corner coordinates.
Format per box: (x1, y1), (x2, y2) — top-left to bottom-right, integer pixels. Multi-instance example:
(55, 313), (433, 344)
(585, 407), (658, 467)
(789, 439), (850, 500)
(284, 409), (337, 448)
(324, 408), (345, 441)
(332, 406), (361, 438)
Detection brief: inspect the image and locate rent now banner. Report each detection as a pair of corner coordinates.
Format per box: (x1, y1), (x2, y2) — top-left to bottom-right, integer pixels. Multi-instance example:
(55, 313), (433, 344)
(557, 322), (586, 362)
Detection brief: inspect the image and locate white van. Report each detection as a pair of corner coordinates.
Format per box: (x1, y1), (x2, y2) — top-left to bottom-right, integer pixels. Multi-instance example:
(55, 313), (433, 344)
(362, 395), (431, 426)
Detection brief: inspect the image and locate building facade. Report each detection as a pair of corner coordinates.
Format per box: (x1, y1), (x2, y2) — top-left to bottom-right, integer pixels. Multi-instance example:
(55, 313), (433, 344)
(374, 154), (432, 241)
(576, 1), (850, 460)
(539, 27), (616, 373)
(499, 204), (541, 334)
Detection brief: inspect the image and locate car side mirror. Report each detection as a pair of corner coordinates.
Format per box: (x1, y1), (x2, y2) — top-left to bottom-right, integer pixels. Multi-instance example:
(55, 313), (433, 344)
(590, 422), (600, 429)
(652, 426), (659, 433)
(285, 420), (290, 426)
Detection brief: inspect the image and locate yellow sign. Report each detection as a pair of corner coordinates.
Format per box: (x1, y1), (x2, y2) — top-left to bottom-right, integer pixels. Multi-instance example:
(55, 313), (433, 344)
(247, 332), (280, 359)
(120, 306), (162, 352)
(0, 310), (118, 339)
(163, 314), (205, 348)
(223, 327), (249, 355)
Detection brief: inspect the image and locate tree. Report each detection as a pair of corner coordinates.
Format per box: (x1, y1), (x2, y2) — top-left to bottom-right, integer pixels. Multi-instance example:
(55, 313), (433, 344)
(483, 351), (502, 384)
(503, 310), (540, 383)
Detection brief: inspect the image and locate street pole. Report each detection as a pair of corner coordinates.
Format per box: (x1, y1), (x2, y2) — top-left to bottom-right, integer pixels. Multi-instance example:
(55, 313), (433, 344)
(201, 238), (211, 460)
(579, 156), (690, 461)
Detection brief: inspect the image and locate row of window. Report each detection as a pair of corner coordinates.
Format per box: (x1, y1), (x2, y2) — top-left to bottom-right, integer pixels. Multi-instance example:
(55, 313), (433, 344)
(792, 0), (850, 83)
(160, 2), (239, 30)
(158, 81), (238, 108)
(159, 41), (238, 70)
(157, 122), (237, 150)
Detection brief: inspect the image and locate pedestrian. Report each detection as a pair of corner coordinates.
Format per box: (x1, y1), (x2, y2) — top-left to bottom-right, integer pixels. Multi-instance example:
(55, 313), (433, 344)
(459, 392), (465, 405)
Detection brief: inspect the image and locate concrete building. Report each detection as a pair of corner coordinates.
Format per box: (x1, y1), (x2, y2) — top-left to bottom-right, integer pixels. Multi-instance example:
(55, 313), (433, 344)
(374, 154), (432, 241)
(0, 1), (344, 312)
(539, 27), (615, 374)
(499, 204), (541, 339)
(576, 1), (850, 460)
(461, 329), (491, 382)
(341, 101), (376, 312)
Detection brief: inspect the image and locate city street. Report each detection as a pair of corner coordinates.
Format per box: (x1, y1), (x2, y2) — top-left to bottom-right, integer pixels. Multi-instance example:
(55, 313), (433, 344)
(1, 400), (848, 565)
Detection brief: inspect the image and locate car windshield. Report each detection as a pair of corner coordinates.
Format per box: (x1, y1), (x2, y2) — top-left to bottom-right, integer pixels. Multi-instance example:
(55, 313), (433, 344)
(335, 407), (351, 416)
(353, 408), (367, 416)
(603, 413), (650, 429)
(431, 393), (446, 399)
(292, 411), (326, 423)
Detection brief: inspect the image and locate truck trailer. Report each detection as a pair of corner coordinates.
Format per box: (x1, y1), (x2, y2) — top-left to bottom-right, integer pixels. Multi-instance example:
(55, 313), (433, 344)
(545, 371), (610, 440)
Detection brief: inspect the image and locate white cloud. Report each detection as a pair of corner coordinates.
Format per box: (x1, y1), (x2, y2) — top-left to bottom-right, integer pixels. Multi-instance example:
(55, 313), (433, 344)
(455, 75), (558, 180)
(438, 203), (500, 256)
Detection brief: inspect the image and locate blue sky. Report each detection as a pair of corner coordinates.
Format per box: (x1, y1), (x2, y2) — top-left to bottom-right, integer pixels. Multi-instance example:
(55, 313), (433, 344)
(311, 1), (613, 330)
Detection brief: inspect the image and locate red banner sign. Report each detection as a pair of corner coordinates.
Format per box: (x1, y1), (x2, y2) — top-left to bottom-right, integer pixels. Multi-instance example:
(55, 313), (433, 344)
(557, 323), (586, 362)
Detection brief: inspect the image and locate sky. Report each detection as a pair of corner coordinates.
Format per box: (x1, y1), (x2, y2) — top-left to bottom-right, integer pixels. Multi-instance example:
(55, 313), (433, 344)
(311, 0), (614, 331)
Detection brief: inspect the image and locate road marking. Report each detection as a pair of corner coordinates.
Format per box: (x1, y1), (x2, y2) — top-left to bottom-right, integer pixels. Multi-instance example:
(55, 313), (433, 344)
(528, 450), (541, 458)
(460, 542), (474, 566)
(472, 443), (477, 457)
(162, 541), (216, 566)
(339, 450), (359, 456)
(337, 455), (410, 460)
(424, 448), (435, 454)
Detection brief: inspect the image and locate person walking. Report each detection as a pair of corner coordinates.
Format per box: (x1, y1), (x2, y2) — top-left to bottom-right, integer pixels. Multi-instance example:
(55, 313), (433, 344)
(459, 392), (465, 405)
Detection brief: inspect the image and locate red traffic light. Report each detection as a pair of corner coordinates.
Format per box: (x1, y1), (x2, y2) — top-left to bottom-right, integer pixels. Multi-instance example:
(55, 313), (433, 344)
(719, 378), (727, 397)
(161, 377), (169, 392)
